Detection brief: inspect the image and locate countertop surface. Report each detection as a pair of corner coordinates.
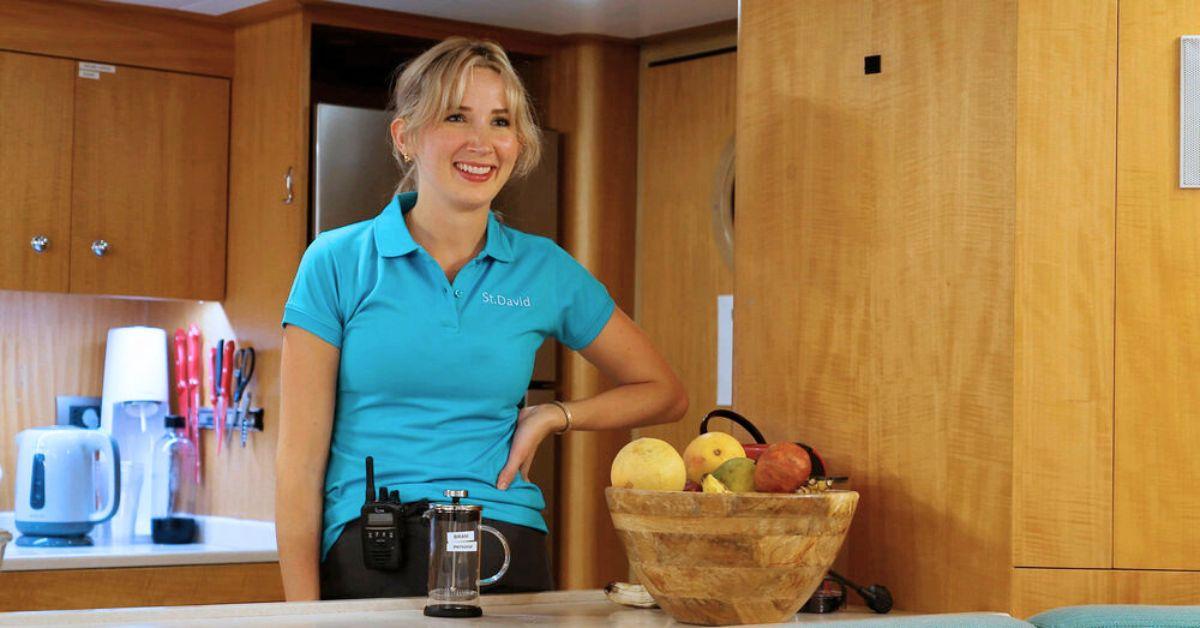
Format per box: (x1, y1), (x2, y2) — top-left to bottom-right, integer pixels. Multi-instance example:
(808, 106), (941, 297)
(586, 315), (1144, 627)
(0, 513), (276, 571)
(0, 590), (1024, 627)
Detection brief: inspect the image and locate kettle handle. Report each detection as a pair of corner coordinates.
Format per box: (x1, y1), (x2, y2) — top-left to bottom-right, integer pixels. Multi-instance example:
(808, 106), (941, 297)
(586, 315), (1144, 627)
(479, 524), (511, 587)
(85, 431), (121, 524)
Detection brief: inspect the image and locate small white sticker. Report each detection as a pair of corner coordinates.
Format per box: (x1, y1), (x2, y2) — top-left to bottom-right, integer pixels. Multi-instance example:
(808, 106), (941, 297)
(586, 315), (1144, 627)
(78, 70), (100, 80)
(448, 541), (477, 552)
(447, 530), (476, 552)
(79, 62), (116, 74)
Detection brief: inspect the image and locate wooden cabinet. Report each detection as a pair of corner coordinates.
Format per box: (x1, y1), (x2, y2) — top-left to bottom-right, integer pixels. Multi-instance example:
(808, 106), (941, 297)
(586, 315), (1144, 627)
(738, 0), (1200, 615)
(0, 51), (73, 293)
(0, 563), (283, 611)
(1114, 0), (1200, 570)
(0, 52), (229, 300)
(71, 65), (229, 300)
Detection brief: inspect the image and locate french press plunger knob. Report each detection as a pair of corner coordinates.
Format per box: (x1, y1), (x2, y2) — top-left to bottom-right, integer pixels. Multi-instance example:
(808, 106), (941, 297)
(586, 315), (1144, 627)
(423, 489), (512, 618)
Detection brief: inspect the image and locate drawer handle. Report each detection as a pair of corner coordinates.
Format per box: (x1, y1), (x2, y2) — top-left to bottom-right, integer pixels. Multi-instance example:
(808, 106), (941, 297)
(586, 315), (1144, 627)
(91, 240), (110, 257)
(30, 235), (50, 253)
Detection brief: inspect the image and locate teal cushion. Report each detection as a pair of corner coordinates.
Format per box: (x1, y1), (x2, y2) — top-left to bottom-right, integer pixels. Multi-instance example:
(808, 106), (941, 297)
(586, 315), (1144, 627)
(815, 613), (1032, 627)
(1028, 605), (1200, 628)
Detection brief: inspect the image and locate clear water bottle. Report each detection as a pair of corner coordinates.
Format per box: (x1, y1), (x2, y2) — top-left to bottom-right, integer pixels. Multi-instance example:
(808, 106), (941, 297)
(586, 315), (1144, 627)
(151, 414), (197, 544)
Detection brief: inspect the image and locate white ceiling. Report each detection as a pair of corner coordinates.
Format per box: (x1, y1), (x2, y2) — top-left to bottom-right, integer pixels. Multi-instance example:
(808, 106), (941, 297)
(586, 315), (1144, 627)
(102, 0), (738, 38)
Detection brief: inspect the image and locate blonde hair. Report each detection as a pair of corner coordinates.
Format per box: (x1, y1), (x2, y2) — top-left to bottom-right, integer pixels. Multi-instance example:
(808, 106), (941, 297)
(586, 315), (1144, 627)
(387, 37), (542, 196)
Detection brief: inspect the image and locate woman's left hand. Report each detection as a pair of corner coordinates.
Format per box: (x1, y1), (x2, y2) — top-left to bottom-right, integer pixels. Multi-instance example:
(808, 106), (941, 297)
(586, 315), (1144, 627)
(496, 403), (566, 490)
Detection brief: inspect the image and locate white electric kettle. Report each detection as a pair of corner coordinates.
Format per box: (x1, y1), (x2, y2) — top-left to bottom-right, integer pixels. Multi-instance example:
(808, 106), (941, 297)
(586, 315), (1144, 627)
(14, 426), (120, 547)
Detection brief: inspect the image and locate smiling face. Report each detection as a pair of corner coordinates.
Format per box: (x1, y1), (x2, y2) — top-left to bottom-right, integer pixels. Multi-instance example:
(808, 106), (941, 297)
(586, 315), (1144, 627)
(393, 67), (520, 214)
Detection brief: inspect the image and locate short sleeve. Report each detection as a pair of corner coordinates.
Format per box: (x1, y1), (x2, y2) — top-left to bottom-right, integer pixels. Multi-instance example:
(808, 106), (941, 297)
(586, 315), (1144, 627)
(552, 246), (616, 351)
(282, 236), (345, 348)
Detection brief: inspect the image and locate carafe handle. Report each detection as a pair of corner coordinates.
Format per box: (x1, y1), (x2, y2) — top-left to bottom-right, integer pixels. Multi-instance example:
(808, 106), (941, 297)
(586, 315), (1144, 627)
(85, 431), (121, 524)
(479, 524), (511, 587)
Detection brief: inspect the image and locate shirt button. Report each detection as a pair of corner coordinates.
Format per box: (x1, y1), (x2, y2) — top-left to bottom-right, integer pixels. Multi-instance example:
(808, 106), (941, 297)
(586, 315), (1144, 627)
(453, 289), (462, 298)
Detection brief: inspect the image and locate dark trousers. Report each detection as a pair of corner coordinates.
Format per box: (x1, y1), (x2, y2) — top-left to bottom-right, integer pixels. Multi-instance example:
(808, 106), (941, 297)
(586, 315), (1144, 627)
(319, 505), (554, 600)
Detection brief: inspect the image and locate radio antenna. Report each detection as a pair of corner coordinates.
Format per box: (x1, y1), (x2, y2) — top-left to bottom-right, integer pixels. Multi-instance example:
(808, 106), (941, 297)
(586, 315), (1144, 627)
(365, 456), (375, 503)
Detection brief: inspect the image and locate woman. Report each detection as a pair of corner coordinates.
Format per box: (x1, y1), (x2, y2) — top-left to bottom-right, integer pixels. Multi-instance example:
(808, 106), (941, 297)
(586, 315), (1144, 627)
(276, 37), (688, 601)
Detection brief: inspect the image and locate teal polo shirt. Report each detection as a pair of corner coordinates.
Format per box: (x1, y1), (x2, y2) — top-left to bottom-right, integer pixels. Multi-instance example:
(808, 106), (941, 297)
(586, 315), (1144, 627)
(282, 192), (614, 561)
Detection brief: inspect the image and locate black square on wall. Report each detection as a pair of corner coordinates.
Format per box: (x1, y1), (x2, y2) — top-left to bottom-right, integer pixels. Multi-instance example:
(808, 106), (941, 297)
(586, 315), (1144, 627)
(865, 55), (882, 74)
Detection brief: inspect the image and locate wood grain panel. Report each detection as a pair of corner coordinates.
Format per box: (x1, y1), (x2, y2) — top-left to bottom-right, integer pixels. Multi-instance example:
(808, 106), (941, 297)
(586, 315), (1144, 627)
(1115, 0), (1200, 570)
(1013, 0), (1116, 568)
(0, 51), (73, 293)
(735, 0), (874, 594)
(633, 48), (735, 453)
(546, 39), (639, 590)
(867, 0), (1016, 612)
(69, 65), (229, 301)
(0, 293), (152, 511)
(1012, 568), (1200, 619)
(0, 562), (282, 611)
(0, 0), (233, 77)
(738, 0), (1015, 613)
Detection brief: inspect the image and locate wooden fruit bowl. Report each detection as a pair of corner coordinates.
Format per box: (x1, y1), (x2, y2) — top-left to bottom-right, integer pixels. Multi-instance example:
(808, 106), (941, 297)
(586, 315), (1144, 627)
(605, 487), (859, 626)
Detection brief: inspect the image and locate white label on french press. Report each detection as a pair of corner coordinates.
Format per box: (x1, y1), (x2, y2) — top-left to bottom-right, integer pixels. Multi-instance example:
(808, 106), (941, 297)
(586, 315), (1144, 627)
(447, 531), (477, 552)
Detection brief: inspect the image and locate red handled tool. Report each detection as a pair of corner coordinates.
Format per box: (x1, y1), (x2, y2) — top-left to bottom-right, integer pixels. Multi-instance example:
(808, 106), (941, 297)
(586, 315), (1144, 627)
(217, 340), (235, 454)
(173, 329), (188, 420)
(186, 324), (203, 483)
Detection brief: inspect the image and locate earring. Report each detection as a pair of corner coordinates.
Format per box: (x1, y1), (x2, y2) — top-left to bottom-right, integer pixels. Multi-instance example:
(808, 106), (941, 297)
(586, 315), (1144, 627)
(401, 151), (412, 163)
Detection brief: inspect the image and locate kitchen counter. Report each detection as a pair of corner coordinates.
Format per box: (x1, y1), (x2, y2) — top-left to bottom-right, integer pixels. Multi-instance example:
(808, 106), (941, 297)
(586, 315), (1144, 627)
(0, 590), (1026, 627)
(0, 512), (276, 571)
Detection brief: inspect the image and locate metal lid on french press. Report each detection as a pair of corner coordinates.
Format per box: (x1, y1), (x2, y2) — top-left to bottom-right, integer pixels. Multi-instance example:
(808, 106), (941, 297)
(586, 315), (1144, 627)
(429, 489), (482, 513)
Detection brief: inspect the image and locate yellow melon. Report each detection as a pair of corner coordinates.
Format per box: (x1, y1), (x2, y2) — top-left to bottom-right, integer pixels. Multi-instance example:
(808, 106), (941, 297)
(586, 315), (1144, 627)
(610, 438), (687, 491)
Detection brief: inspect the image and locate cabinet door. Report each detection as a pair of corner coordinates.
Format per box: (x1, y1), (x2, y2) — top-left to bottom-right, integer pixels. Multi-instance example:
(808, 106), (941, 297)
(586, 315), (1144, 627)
(633, 49), (735, 452)
(0, 51), (73, 292)
(69, 64), (229, 299)
(1115, 0), (1200, 569)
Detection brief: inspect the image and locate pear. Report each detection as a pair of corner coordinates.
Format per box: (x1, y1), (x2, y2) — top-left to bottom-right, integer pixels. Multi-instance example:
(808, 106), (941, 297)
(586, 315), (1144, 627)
(711, 457), (757, 492)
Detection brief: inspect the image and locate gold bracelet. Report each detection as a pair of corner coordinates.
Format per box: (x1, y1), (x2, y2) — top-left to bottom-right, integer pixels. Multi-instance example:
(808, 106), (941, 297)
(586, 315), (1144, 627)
(549, 400), (573, 435)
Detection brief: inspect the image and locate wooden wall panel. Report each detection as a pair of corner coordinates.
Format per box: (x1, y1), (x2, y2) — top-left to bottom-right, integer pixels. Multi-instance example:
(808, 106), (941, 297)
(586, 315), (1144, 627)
(1013, 0), (1116, 568)
(547, 39), (639, 590)
(0, 0), (233, 77)
(738, 0), (1015, 613)
(633, 47), (735, 453)
(735, 0), (874, 590)
(0, 562), (282, 611)
(1115, 0), (1200, 570)
(867, 0), (1016, 612)
(1013, 568), (1200, 619)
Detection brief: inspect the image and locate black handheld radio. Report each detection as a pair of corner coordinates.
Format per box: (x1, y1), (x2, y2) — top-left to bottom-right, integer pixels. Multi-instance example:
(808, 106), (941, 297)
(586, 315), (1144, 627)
(361, 456), (405, 571)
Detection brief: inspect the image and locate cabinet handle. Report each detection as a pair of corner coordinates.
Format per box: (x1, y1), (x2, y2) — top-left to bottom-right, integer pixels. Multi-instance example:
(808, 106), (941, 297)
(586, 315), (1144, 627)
(91, 240), (110, 257)
(30, 235), (50, 253)
(283, 166), (294, 205)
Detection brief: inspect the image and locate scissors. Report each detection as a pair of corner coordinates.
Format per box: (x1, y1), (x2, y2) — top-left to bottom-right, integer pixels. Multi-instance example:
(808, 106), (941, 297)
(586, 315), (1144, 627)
(232, 347), (256, 447)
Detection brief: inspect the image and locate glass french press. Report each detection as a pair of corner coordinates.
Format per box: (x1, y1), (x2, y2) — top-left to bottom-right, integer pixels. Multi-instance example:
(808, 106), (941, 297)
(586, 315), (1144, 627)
(423, 489), (511, 618)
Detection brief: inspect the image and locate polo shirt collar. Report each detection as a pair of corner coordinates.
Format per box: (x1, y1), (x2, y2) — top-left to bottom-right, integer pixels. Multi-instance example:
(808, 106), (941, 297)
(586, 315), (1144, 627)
(483, 209), (514, 263)
(374, 192), (419, 257)
(374, 191), (513, 263)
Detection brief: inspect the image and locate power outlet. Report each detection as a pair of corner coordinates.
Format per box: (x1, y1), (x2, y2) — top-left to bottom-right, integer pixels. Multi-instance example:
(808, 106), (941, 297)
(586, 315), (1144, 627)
(55, 395), (102, 429)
